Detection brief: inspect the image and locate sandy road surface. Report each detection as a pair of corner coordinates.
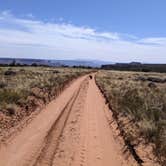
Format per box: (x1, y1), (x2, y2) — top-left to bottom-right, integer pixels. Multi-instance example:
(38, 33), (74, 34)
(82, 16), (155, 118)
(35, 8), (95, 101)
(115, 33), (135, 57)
(0, 75), (136, 166)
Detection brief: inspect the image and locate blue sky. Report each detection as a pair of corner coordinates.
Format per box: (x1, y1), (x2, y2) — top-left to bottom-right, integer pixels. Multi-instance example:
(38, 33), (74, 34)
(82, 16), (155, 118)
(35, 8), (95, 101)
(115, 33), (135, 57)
(0, 0), (166, 63)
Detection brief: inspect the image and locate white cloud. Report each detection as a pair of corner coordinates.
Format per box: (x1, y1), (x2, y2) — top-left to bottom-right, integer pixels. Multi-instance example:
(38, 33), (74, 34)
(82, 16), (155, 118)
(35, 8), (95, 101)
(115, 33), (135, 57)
(0, 10), (166, 63)
(25, 13), (35, 18)
(1, 10), (12, 17)
(138, 37), (166, 45)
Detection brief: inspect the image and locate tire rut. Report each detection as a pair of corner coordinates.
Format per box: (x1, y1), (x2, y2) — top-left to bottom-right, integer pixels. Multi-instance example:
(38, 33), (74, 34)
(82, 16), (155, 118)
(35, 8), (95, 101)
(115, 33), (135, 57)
(33, 78), (89, 166)
(52, 78), (89, 166)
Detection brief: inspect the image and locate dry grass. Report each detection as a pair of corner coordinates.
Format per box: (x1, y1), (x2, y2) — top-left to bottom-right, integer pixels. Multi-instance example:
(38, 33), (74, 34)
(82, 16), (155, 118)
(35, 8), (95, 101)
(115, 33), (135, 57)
(0, 67), (90, 132)
(96, 70), (166, 165)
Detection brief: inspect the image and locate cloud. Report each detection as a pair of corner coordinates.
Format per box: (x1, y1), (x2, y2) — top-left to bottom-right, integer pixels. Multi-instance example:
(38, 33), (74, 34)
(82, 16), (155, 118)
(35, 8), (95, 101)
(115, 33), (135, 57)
(0, 10), (166, 63)
(138, 37), (166, 45)
(25, 13), (35, 19)
(1, 10), (12, 17)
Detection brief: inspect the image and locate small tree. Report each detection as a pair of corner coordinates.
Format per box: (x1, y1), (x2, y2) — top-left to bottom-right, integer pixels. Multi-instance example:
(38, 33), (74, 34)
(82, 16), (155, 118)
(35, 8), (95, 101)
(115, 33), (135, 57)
(9, 59), (16, 66)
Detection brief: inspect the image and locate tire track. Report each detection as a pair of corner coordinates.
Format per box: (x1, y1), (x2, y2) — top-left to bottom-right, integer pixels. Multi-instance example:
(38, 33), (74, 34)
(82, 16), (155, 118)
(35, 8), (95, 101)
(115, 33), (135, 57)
(33, 78), (89, 166)
(52, 78), (89, 166)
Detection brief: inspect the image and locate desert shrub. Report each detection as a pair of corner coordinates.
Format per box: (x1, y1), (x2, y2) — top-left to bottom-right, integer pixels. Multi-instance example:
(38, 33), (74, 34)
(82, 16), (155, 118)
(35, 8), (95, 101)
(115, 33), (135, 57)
(0, 89), (22, 104)
(4, 70), (16, 76)
(155, 127), (166, 165)
(19, 69), (25, 72)
(148, 82), (157, 88)
(0, 82), (7, 88)
(52, 70), (60, 74)
(119, 88), (144, 120)
(147, 77), (166, 83)
(6, 107), (16, 116)
(96, 71), (166, 164)
(140, 120), (158, 143)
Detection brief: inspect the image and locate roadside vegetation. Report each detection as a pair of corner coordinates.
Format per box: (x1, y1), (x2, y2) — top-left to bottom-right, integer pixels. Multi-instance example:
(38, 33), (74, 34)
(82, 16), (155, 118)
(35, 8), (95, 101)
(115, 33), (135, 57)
(96, 70), (166, 165)
(0, 67), (90, 134)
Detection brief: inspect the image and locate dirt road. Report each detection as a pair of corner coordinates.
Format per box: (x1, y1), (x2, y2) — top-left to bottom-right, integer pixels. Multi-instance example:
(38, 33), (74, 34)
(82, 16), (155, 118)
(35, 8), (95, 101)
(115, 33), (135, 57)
(0, 75), (136, 166)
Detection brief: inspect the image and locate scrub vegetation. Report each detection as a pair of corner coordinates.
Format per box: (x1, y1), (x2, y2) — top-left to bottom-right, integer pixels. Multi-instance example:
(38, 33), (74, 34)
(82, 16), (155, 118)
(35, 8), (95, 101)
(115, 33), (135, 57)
(0, 67), (90, 132)
(96, 70), (166, 165)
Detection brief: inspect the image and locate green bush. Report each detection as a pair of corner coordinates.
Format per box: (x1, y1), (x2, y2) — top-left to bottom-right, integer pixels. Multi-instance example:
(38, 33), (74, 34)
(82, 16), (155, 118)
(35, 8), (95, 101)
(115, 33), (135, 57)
(0, 89), (22, 104)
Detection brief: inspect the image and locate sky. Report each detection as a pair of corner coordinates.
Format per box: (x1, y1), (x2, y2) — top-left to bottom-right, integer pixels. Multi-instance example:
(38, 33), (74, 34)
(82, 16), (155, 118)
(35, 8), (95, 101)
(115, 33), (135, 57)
(0, 0), (166, 63)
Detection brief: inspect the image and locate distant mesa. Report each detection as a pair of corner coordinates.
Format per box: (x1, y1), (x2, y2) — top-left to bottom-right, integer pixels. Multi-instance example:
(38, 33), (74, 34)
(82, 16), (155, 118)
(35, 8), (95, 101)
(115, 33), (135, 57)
(101, 62), (166, 73)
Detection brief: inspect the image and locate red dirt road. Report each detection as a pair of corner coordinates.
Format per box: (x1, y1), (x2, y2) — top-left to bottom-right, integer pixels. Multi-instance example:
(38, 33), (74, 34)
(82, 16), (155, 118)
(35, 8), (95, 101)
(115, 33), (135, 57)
(0, 75), (136, 166)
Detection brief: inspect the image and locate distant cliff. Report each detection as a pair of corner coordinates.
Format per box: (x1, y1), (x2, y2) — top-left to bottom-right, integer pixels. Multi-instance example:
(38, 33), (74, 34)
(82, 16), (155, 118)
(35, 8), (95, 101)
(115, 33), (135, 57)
(101, 62), (166, 73)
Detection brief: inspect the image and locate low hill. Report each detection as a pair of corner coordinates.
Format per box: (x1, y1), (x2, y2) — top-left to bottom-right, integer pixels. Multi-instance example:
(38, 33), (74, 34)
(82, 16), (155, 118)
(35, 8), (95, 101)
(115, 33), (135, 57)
(0, 58), (111, 68)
